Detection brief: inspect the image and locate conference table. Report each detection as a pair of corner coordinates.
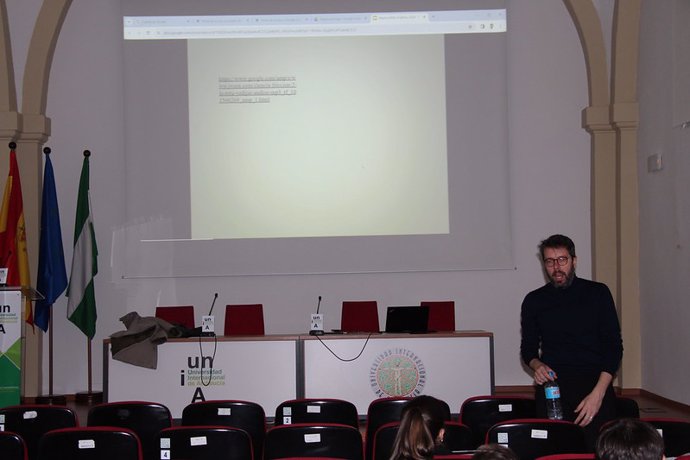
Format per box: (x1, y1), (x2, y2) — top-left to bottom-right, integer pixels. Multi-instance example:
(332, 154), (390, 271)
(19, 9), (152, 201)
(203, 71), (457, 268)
(104, 331), (494, 418)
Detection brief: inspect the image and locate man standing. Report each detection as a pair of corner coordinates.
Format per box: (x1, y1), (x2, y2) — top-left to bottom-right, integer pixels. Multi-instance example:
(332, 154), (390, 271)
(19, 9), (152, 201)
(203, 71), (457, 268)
(520, 234), (623, 448)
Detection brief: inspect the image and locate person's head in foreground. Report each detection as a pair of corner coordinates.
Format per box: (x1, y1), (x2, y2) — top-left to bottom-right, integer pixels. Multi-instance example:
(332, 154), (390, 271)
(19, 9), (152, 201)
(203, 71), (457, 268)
(471, 443), (519, 460)
(596, 418), (665, 460)
(389, 395), (447, 460)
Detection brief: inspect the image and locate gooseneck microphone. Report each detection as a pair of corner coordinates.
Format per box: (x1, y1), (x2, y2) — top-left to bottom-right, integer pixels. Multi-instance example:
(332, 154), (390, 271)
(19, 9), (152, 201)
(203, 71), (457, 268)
(201, 292), (219, 337)
(208, 292), (219, 316)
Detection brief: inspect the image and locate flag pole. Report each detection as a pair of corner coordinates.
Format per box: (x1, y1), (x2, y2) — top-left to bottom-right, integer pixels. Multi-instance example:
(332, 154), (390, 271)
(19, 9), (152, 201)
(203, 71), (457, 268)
(71, 150), (102, 405)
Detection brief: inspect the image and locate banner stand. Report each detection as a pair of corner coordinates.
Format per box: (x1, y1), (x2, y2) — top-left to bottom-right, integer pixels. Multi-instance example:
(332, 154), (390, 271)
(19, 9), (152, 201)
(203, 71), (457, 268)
(0, 285), (42, 408)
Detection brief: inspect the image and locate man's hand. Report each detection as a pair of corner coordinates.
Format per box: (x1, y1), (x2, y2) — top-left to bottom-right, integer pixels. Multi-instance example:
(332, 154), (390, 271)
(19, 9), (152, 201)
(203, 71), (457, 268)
(529, 359), (556, 385)
(573, 372), (613, 426)
(574, 390), (604, 426)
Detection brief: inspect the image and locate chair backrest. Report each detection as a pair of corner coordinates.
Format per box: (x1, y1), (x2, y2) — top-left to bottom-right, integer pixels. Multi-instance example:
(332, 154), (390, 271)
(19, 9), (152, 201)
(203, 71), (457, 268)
(365, 397), (411, 460)
(641, 417), (690, 458)
(420, 301), (456, 331)
(0, 405), (78, 460)
(433, 456), (475, 460)
(365, 397), (451, 460)
(223, 304), (265, 335)
(37, 427), (143, 460)
(341, 301), (379, 333)
(613, 396), (640, 418)
(157, 426), (253, 460)
(154, 305), (195, 329)
(275, 399), (359, 428)
(486, 419), (587, 459)
(181, 400), (266, 460)
(535, 455), (596, 460)
(0, 431), (28, 460)
(459, 395), (536, 448)
(370, 420), (472, 460)
(442, 421), (476, 453)
(87, 401), (172, 460)
(264, 423), (363, 460)
(371, 421), (400, 460)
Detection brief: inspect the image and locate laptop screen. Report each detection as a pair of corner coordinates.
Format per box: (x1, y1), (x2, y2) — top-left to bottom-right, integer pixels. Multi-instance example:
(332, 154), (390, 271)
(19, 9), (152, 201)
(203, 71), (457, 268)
(385, 306), (429, 333)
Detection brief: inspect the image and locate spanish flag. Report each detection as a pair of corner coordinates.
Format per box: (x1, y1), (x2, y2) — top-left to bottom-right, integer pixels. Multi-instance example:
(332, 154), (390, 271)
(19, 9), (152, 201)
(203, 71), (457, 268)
(0, 145), (32, 326)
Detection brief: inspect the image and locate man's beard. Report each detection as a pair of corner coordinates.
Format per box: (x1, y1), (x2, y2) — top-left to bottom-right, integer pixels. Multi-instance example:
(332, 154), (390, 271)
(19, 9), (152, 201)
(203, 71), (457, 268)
(549, 268), (575, 289)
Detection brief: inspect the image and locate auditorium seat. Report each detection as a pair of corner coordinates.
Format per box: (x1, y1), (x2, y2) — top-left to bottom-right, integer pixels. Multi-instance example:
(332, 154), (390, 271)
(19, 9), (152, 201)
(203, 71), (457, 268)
(486, 419), (587, 459)
(442, 421), (476, 453)
(0, 431), (28, 460)
(38, 427), (142, 460)
(365, 397), (452, 460)
(181, 400), (266, 460)
(87, 401), (172, 460)
(264, 423), (363, 460)
(614, 396), (640, 418)
(0, 404), (78, 460)
(154, 305), (195, 329)
(640, 418), (690, 458)
(369, 418), (468, 460)
(223, 304), (265, 335)
(274, 398), (359, 428)
(458, 395), (536, 448)
(420, 301), (456, 331)
(341, 301), (379, 333)
(156, 426), (253, 460)
(535, 455), (596, 460)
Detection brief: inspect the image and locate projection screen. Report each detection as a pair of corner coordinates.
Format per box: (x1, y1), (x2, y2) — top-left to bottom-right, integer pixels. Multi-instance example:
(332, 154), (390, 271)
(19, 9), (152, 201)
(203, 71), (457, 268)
(120, 0), (512, 277)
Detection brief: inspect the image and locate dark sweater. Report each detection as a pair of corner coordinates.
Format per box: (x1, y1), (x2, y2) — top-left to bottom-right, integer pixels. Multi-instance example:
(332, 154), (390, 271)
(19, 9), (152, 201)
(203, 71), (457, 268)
(520, 276), (623, 377)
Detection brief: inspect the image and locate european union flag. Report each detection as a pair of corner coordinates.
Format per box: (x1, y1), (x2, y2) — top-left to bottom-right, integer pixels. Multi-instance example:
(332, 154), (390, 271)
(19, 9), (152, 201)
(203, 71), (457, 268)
(35, 151), (67, 332)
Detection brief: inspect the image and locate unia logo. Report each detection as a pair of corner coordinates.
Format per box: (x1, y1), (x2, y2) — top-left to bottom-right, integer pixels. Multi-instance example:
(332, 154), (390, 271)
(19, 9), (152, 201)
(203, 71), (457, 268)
(369, 348), (426, 397)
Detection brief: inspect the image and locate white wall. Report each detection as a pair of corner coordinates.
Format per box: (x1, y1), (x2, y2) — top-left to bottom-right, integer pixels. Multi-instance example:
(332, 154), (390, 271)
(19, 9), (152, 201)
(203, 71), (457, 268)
(6, 1), (594, 397)
(638, 0), (690, 405)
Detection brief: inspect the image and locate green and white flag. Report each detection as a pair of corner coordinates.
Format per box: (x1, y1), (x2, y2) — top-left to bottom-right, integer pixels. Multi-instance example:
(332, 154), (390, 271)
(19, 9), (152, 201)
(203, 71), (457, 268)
(67, 154), (98, 339)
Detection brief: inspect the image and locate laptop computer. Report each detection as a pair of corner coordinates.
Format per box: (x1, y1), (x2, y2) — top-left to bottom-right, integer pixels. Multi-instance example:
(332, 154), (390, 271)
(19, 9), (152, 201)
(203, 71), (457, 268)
(385, 306), (429, 333)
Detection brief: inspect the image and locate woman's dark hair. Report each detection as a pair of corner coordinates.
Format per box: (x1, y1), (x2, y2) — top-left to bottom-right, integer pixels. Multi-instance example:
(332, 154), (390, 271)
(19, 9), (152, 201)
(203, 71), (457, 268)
(539, 234), (576, 259)
(596, 419), (665, 460)
(389, 395), (447, 460)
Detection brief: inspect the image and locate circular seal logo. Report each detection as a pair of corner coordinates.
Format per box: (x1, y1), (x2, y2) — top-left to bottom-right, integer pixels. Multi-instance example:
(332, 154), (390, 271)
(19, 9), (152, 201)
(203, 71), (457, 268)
(370, 348), (426, 397)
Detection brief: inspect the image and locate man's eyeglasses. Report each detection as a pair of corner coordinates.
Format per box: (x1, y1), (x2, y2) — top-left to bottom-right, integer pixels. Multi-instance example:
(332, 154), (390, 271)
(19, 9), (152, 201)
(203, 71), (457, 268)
(543, 256), (570, 268)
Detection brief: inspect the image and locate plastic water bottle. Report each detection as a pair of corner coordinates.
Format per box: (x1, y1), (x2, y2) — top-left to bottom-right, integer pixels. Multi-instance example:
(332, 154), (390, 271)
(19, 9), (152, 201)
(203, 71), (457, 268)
(544, 371), (564, 420)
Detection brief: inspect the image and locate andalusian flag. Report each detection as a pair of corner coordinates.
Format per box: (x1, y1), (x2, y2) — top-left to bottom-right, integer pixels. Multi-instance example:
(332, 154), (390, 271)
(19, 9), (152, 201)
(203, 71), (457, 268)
(0, 146), (33, 325)
(66, 153), (98, 339)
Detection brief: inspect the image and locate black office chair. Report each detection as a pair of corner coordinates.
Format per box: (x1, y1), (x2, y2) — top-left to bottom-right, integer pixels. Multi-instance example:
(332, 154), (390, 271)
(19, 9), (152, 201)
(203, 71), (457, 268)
(264, 423), (363, 460)
(0, 405), (78, 460)
(37, 427), (143, 460)
(0, 431), (28, 460)
(181, 400), (266, 460)
(486, 418), (588, 459)
(274, 399), (359, 428)
(157, 426), (254, 460)
(87, 401), (172, 460)
(458, 395), (537, 448)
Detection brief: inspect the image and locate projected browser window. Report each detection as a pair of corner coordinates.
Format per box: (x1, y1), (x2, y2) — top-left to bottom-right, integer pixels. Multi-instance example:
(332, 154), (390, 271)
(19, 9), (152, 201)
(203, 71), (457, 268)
(123, 10), (507, 40)
(124, 9), (506, 240)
